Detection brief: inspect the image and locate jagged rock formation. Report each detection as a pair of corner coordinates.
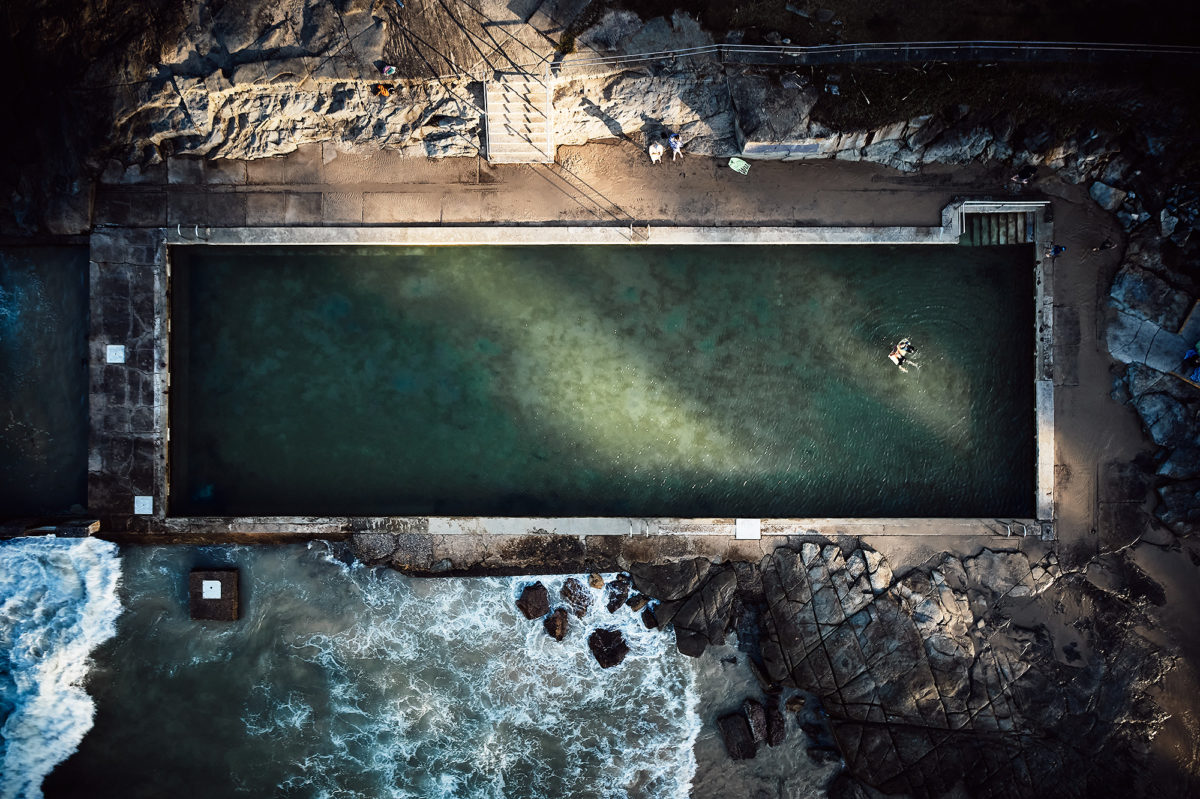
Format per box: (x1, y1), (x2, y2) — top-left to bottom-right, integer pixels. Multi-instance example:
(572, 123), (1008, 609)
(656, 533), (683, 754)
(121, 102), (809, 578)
(634, 544), (1169, 799)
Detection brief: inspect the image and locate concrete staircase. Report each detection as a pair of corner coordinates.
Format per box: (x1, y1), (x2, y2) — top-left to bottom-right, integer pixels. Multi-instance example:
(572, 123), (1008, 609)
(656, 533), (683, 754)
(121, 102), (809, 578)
(961, 211), (1038, 245)
(485, 72), (554, 164)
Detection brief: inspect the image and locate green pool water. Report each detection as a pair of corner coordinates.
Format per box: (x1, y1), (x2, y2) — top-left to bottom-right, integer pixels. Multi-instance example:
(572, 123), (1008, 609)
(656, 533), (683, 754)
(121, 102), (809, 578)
(169, 244), (1034, 518)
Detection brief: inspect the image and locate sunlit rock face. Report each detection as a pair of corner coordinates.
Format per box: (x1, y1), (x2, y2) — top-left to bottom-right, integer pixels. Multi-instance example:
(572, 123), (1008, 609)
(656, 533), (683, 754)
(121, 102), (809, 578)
(633, 545), (1168, 799)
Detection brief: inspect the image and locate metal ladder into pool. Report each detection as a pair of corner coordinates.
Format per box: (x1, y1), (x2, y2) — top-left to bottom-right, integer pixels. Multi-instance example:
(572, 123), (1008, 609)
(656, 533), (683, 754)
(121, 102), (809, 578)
(961, 211), (1038, 245)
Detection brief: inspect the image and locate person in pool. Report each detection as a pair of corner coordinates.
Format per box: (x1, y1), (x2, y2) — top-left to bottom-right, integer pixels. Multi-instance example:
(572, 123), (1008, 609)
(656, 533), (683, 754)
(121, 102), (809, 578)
(889, 338), (915, 372)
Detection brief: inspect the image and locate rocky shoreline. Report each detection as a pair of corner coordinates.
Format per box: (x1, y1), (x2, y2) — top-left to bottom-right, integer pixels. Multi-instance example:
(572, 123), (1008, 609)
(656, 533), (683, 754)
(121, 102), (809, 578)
(496, 542), (1168, 798)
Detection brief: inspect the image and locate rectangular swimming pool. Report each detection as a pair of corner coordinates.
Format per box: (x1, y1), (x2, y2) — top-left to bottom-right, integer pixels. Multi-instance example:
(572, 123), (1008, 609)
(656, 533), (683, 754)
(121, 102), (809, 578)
(169, 244), (1034, 518)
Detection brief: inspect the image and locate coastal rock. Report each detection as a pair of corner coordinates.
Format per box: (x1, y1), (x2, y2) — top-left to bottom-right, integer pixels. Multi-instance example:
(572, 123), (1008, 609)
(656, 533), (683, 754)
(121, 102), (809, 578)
(543, 607), (569, 641)
(1158, 443), (1200, 480)
(765, 702), (787, 746)
(1156, 479), (1200, 531)
(516, 582), (550, 620)
(1132, 393), (1189, 448)
(641, 606), (658, 629)
(588, 573), (605, 589)
(743, 698), (768, 743)
(626, 593), (650, 612)
(588, 628), (630, 668)
(629, 557), (711, 600)
(561, 577), (591, 618)
(1110, 264), (1192, 329)
(627, 543), (1166, 797)
(717, 713), (758, 760)
(667, 565), (738, 657)
(606, 573), (631, 613)
(1090, 181), (1129, 211)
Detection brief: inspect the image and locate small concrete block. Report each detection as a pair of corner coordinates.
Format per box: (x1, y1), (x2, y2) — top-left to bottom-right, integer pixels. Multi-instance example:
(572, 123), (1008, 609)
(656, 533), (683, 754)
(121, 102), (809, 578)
(735, 518), (762, 540)
(105, 344), (126, 364)
(133, 495), (153, 514)
(189, 569), (240, 621)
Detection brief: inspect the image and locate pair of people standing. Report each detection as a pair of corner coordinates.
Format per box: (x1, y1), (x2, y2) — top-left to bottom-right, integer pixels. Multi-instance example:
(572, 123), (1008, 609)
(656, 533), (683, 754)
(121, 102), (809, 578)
(648, 133), (683, 164)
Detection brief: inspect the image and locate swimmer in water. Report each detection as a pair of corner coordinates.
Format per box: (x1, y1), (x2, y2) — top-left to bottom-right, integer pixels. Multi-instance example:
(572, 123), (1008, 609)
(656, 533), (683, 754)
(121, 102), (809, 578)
(889, 338), (915, 372)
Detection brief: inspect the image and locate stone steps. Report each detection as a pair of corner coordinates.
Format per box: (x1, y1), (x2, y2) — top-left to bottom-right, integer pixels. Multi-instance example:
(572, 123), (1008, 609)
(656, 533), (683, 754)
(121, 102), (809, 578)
(962, 211), (1037, 246)
(485, 73), (555, 163)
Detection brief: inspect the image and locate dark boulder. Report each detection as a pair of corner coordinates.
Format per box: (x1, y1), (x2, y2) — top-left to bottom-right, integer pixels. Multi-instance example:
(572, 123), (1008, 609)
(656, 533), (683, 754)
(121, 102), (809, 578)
(641, 606), (658, 629)
(667, 566), (739, 657)
(543, 607), (569, 641)
(744, 698), (767, 743)
(588, 628), (630, 668)
(629, 557), (713, 601)
(1132, 393), (1189, 448)
(606, 573), (631, 613)
(626, 593), (650, 612)
(560, 577), (591, 618)
(765, 702), (787, 747)
(516, 582), (550, 620)
(1110, 264), (1192, 330)
(717, 713), (758, 760)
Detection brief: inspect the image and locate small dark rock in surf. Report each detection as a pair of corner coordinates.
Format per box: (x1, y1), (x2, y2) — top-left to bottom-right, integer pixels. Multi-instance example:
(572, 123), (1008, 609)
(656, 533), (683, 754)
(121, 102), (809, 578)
(606, 574), (631, 613)
(543, 607), (569, 641)
(626, 593), (650, 612)
(561, 577), (591, 618)
(717, 713), (758, 760)
(641, 606), (658, 629)
(516, 582), (550, 620)
(743, 698), (767, 743)
(765, 702), (787, 746)
(588, 627), (630, 668)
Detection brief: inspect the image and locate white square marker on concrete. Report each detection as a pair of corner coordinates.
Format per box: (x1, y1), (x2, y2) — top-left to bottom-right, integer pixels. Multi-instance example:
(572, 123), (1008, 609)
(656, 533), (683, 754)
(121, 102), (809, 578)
(133, 495), (153, 515)
(201, 580), (222, 600)
(105, 345), (126, 364)
(735, 518), (762, 540)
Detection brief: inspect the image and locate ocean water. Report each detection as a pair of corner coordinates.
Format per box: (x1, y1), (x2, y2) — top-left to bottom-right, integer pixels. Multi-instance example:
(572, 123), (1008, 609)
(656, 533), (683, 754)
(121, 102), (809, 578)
(41, 544), (703, 799)
(0, 537), (122, 799)
(0, 247), (89, 517)
(171, 243), (1035, 518)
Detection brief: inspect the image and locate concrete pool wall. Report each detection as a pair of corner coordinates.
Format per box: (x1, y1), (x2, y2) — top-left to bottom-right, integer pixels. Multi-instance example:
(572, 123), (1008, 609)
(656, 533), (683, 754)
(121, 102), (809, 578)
(75, 199), (1054, 543)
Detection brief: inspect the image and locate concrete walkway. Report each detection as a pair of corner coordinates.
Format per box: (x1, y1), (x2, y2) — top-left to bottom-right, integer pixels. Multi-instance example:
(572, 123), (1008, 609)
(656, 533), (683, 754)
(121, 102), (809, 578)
(95, 142), (1002, 230)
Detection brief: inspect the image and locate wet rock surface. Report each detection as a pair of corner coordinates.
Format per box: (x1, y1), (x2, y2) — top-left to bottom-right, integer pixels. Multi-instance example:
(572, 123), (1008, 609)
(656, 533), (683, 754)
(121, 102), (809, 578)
(560, 577), (591, 618)
(543, 607), (569, 641)
(515, 581), (550, 620)
(587, 627), (630, 669)
(605, 573), (631, 613)
(717, 712), (758, 760)
(634, 544), (1168, 798)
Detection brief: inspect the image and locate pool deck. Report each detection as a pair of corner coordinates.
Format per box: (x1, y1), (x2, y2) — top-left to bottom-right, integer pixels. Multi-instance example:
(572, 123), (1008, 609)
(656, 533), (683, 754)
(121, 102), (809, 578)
(20, 142), (1142, 565)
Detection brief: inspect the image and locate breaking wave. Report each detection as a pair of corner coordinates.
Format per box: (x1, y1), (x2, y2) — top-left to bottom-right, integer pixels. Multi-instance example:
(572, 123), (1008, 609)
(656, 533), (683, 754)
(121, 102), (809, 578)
(0, 537), (122, 799)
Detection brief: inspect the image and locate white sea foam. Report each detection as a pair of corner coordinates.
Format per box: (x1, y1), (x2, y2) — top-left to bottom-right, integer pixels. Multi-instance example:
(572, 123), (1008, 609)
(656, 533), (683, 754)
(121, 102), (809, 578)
(247, 546), (702, 799)
(0, 536), (122, 799)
